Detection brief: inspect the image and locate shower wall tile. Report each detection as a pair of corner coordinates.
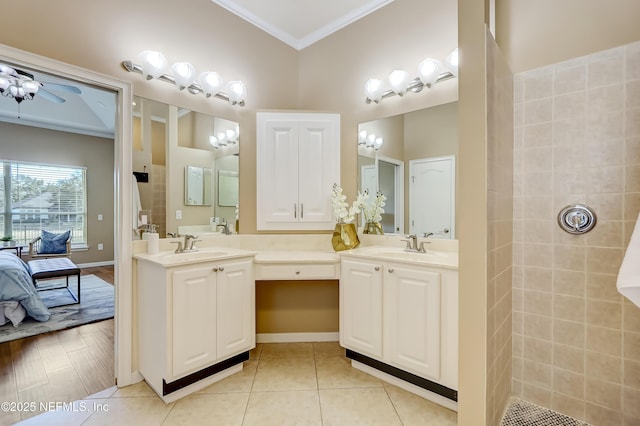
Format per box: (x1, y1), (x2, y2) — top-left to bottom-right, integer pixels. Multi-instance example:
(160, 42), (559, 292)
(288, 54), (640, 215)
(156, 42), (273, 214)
(513, 39), (640, 422)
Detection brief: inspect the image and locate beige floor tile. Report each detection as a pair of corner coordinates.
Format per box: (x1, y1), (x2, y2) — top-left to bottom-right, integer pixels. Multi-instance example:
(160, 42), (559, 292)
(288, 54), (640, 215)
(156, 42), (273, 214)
(260, 342), (314, 359)
(243, 390), (321, 426)
(110, 380), (156, 398)
(84, 386), (117, 399)
(195, 360), (258, 394)
(15, 399), (109, 426)
(313, 341), (345, 358)
(252, 358), (317, 391)
(82, 396), (173, 425)
(163, 393), (249, 426)
(249, 343), (263, 360)
(316, 356), (384, 389)
(385, 385), (458, 426)
(319, 388), (402, 425)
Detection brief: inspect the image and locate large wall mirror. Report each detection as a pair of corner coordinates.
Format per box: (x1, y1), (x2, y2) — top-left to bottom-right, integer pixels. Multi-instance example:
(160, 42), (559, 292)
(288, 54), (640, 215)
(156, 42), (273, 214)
(358, 101), (457, 239)
(132, 97), (240, 239)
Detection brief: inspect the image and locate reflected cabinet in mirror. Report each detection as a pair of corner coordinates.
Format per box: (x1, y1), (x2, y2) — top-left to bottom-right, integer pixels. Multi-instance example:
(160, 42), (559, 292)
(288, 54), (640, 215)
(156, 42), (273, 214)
(132, 97), (240, 239)
(358, 101), (457, 239)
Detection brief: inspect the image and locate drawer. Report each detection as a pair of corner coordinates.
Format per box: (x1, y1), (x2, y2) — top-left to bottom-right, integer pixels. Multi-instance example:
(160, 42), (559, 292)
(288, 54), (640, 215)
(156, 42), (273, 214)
(255, 263), (339, 280)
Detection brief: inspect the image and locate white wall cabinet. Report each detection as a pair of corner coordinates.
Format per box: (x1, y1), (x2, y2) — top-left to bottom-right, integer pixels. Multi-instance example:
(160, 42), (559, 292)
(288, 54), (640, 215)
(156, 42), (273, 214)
(257, 112), (340, 231)
(340, 257), (457, 390)
(137, 257), (255, 402)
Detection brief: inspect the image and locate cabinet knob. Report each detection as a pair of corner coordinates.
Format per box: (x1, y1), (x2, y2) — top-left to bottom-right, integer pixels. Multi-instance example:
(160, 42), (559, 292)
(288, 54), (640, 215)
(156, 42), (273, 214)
(218, 266), (225, 272)
(295, 270), (300, 275)
(212, 267), (219, 272)
(374, 266), (380, 271)
(388, 268), (394, 273)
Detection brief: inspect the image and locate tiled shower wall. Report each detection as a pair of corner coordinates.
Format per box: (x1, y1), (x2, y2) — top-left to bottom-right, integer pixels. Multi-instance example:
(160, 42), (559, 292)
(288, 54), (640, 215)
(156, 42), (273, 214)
(487, 33), (514, 426)
(513, 40), (640, 424)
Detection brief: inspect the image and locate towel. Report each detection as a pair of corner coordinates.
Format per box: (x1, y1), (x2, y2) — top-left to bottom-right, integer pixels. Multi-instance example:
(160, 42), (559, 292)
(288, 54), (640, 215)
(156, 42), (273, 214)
(132, 178), (143, 239)
(617, 211), (640, 308)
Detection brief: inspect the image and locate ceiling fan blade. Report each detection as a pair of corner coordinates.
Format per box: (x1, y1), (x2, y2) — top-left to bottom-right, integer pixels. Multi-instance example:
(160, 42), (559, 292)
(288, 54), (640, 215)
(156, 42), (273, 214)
(37, 89), (66, 103)
(42, 81), (81, 94)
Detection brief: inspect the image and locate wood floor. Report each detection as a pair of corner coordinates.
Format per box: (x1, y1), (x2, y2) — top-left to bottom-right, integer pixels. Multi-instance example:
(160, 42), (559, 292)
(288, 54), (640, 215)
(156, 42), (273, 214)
(0, 265), (115, 424)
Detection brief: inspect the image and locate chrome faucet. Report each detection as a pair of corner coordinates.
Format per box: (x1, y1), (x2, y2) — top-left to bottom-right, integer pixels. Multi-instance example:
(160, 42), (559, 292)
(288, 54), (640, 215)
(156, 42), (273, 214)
(183, 234), (200, 251)
(402, 234), (429, 253)
(216, 221), (230, 235)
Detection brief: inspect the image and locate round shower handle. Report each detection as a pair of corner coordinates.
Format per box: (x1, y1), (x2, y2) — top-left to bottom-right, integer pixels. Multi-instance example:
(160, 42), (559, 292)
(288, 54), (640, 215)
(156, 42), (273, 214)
(557, 204), (597, 234)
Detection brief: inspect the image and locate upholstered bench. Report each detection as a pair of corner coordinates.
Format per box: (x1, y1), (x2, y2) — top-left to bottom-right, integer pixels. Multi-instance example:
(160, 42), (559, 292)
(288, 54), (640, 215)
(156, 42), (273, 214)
(28, 258), (81, 306)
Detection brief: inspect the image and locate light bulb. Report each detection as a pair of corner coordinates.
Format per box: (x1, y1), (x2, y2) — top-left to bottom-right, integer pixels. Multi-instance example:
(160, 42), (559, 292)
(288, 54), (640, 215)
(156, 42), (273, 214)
(366, 134), (376, 148)
(198, 72), (223, 97)
(358, 130), (368, 145)
(226, 81), (246, 105)
(417, 58), (442, 87)
(209, 136), (219, 149)
(364, 78), (384, 103)
(388, 70), (411, 96)
(446, 48), (459, 77)
(374, 137), (384, 150)
(138, 50), (167, 80)
(170, 62), (196, 90)
(22, 80), (40, 96)
(0, 76), (11, 91)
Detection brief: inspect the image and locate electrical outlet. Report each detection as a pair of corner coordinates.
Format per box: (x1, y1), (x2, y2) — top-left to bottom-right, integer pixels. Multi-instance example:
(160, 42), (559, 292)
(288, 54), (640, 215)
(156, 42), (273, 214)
(176, 210), (182, 220)
(98, 214), (103, 221)
(97, 243), (104, 251)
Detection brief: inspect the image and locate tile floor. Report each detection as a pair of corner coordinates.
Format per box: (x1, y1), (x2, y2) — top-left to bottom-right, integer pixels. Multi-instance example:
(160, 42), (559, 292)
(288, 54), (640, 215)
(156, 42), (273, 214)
(15, 342), (458, 425)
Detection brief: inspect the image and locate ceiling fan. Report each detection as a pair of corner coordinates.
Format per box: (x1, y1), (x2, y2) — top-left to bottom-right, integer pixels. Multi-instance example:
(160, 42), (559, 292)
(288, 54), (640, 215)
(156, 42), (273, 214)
(0, 63), (82, 104)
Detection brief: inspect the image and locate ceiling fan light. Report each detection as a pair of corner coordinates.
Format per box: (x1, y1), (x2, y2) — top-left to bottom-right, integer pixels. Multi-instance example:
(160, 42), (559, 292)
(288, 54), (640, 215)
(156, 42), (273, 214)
(446, 48), (459, 77)
(170, 62), (196, 90)
(198, 72), (223, 97)
(417, 58), (442, 87)
(364, 79), (384, 103)
(138, 50), (167, 80)
(0, 76), (10, 91)
(22, 80), (40, 95)
(389, 70), (411, 96)
(226, 81), (246, 105)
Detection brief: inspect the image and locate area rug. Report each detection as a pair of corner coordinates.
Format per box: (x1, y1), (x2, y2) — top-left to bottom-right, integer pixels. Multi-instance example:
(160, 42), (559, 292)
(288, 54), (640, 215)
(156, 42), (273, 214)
(501, 398), (590, 426)
(0, 274), (114, 344)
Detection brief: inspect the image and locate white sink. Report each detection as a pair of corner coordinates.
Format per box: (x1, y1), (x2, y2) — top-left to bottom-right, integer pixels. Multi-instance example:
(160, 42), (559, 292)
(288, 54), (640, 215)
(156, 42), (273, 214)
(351, 245), (458, 268)
(160, 250), (231, 263)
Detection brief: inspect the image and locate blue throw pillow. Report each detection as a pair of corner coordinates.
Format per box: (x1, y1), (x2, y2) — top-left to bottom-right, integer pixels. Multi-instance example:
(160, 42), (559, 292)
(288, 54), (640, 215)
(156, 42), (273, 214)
(40, 230), (70, 254)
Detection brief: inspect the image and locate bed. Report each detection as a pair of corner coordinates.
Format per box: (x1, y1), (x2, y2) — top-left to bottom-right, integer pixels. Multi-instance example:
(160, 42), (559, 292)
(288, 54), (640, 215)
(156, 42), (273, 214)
(0, 252), (50, 327)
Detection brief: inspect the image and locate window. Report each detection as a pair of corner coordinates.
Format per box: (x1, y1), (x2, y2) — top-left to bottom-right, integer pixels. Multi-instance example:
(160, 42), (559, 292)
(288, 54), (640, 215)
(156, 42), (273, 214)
(0, 160), (87, 246)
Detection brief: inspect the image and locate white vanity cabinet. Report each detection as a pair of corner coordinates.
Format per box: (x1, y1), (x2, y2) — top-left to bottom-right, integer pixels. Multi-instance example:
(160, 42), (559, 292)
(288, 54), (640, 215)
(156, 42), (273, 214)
(340, 256), (458, 400)
(137, 256), (254, 402)
(256, 112), (340, 231)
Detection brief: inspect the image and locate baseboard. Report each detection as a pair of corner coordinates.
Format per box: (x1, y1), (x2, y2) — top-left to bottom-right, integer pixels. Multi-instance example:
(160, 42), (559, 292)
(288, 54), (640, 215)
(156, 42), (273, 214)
(77, 260), (115, 268)
(256, 332), (339, 343)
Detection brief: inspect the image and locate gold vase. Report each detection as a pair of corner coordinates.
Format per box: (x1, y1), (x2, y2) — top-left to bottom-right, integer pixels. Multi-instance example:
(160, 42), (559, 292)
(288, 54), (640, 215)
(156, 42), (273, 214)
(331, 223), (360, 251)
(363, 222), (384, 235)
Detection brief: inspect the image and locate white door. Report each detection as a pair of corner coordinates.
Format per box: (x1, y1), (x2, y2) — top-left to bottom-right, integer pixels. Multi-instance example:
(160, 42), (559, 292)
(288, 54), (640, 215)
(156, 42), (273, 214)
(172, 265), (217, 377)
(340, 259), (383, 358)
(216, 259), (255, 360)
(409, 156), (455, 238)
(256, 117), (299, 226)
(384, 265), (441, 380)
(360, 163), (377, 228)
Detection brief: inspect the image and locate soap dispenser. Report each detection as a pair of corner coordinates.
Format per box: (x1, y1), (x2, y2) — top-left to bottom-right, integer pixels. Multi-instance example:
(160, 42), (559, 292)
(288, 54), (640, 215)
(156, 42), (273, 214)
(147, 224), (159, 254)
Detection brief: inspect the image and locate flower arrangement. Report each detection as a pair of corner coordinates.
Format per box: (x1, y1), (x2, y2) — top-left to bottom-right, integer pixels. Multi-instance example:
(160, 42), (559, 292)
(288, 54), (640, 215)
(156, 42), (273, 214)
(331, 183), (368, 223)
(363, 191), (387, 224)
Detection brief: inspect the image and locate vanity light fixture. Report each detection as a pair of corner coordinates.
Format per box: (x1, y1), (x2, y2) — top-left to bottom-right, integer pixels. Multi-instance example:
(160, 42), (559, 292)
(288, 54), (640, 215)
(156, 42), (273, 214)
(358, 130), (383, 151)
(122, 51), (247, 106)
(209, 127), (239, 150)
(364, 47), (458, 104)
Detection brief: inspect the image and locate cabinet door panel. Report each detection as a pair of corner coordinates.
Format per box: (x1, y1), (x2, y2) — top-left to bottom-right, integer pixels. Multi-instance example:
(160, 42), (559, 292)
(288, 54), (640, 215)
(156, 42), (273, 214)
(172, 266), (217, 377)
(257, 119), (299, 226)
(217, 260), (255, 359)
(385, 266), (441, 380)
(298, 120), (339, 224)
(340, 259), (383, 358)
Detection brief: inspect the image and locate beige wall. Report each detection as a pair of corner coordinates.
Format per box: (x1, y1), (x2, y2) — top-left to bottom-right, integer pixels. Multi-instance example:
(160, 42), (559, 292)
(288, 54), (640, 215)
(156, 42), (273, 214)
(512, 40), (640, 424)
(496, 0), (640, 73)
(0, 122), (114, 265)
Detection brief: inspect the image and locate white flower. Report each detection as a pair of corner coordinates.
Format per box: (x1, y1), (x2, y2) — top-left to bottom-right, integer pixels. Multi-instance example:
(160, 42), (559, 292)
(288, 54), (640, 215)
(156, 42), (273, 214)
(363, 191), (386, 223)
(331, 183), (368, 224)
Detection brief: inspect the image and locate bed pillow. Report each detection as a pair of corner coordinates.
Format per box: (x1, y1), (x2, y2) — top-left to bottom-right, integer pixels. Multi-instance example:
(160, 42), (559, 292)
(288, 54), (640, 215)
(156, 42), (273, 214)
(40, 230), (70, 254)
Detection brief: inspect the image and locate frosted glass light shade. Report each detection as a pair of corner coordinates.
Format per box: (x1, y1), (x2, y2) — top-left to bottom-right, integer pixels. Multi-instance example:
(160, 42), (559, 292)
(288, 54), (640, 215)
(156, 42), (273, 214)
(417, 58), (442, 87)
(199, 72), (223, 97)
(226, 81), (246, 104)
(139, 50), (167, 80)
(22, 80), (40, 95)
(366, 134), (376, 148)
(373, 137), (383, 150)
(0, 76), (9, 91)
(364, 78), (384, 102)
(358, 130), (368, 145)
(209, 136), (219, 148)
(446, 48), (459, 77)
(171, 62), (197, 90)
(388, 70), (410, 96)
